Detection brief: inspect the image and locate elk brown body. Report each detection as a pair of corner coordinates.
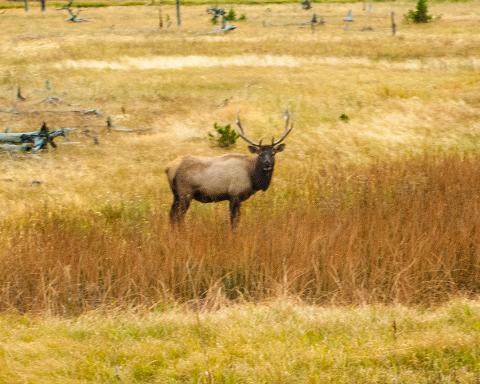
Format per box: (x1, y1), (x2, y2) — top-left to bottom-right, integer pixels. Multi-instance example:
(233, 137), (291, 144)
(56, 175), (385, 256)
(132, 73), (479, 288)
(166, 111), (293, 227)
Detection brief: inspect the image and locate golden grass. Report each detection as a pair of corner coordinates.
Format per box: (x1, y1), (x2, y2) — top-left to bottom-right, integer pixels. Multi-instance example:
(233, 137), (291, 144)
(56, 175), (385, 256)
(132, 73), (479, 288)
(0, 3), (479, 312)
(1, 153), (480, 313)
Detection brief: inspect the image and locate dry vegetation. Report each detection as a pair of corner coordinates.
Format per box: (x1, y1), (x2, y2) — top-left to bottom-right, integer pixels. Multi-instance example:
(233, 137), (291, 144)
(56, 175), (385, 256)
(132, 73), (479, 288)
(1, 153), (480, 313)
(1, 2), (480, 381)
(0, 2), (479, 312)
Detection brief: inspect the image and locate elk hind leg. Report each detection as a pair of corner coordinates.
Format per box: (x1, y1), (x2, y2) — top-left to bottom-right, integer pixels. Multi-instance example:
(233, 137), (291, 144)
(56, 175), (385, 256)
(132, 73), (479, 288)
(170, 193), (191, 224)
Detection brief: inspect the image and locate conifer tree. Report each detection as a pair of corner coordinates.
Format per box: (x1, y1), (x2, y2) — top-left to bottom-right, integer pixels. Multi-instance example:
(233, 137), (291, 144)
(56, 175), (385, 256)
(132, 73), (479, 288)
(406, 0), (432, 23)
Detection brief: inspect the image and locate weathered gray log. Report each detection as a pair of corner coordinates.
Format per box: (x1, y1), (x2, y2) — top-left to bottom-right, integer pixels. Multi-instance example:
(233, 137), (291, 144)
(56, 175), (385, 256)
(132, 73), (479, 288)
(209, 24), (237, 34)
(0, 124), (75, 152)
(0, 128), (73, 144)
(0, 144), (32, 152)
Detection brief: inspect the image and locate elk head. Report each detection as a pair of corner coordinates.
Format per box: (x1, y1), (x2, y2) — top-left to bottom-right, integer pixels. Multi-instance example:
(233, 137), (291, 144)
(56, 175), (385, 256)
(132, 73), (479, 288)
(235, 110), (293, 173)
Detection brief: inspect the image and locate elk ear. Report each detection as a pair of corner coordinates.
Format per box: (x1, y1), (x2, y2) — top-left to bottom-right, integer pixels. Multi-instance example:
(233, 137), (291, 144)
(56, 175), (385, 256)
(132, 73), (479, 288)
(274, 144), (286, 153)
(248, 145), (260, 154)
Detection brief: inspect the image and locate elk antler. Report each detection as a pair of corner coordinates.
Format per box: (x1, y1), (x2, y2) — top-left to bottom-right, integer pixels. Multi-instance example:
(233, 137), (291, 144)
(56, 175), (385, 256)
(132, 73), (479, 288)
(271, 109), (293, 146)
(236, 112), (261, 147)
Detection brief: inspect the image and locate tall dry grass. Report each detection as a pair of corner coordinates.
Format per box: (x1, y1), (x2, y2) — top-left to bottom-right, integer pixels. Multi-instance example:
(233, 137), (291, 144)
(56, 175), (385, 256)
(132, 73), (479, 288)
(1, 152), (479, 313)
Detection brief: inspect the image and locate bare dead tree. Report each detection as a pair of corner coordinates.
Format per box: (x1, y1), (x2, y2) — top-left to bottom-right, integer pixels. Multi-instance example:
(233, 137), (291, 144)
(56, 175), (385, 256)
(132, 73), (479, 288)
(310, 14), (324, 33)
(391, 11), (397, 36)
(176, 0), (181, 26)
(58, 0), (87, 22)
(159, 7), (163, 29)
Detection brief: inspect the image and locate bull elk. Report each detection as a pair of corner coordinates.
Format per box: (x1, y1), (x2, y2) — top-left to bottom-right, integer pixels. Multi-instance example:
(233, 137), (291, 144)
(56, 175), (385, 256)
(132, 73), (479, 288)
(165, 110), (293, 227)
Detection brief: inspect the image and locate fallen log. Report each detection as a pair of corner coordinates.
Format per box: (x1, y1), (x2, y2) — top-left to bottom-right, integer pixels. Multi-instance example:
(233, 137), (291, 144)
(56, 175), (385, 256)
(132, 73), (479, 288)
(0, 144), (32, 152)
(0, 123), (75, 152)
(0, 108), (103, 116)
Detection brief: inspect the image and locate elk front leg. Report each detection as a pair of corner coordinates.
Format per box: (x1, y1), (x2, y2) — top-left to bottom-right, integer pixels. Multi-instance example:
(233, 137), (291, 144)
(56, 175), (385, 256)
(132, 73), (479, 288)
(229, 198), (241, 228)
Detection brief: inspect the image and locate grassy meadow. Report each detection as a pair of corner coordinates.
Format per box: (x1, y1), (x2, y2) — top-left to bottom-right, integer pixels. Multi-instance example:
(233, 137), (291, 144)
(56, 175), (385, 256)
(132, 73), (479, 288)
(1, 299), (480, 383)
(1, 1), (480, 381)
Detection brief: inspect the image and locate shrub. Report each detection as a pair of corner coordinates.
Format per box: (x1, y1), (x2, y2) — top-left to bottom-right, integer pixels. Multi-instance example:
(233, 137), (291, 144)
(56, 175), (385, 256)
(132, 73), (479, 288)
(208, 123), (239, 148)
(224, 8), (236, 21)
(405, 0), (432, 23)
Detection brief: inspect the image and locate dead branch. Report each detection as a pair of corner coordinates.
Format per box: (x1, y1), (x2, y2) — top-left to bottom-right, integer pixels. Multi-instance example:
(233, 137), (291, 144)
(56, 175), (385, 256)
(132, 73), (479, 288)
(105, 116), (151, 133)
(17, 87), (26, 101)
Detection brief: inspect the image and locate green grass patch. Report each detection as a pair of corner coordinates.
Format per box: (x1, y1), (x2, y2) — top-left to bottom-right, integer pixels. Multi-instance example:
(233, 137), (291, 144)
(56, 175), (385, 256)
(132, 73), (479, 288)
(0, 300), (479, 383)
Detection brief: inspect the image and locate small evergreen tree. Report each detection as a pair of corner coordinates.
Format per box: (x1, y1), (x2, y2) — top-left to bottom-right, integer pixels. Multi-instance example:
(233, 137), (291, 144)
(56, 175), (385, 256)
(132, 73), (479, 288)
(208, 123), (239, 148)
(406, 0), (432, 23)
(224, 8), (236, 22)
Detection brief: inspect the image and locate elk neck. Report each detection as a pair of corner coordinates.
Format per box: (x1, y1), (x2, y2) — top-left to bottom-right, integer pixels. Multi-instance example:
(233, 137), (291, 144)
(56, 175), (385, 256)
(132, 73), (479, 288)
(250, 155), (274, 192)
